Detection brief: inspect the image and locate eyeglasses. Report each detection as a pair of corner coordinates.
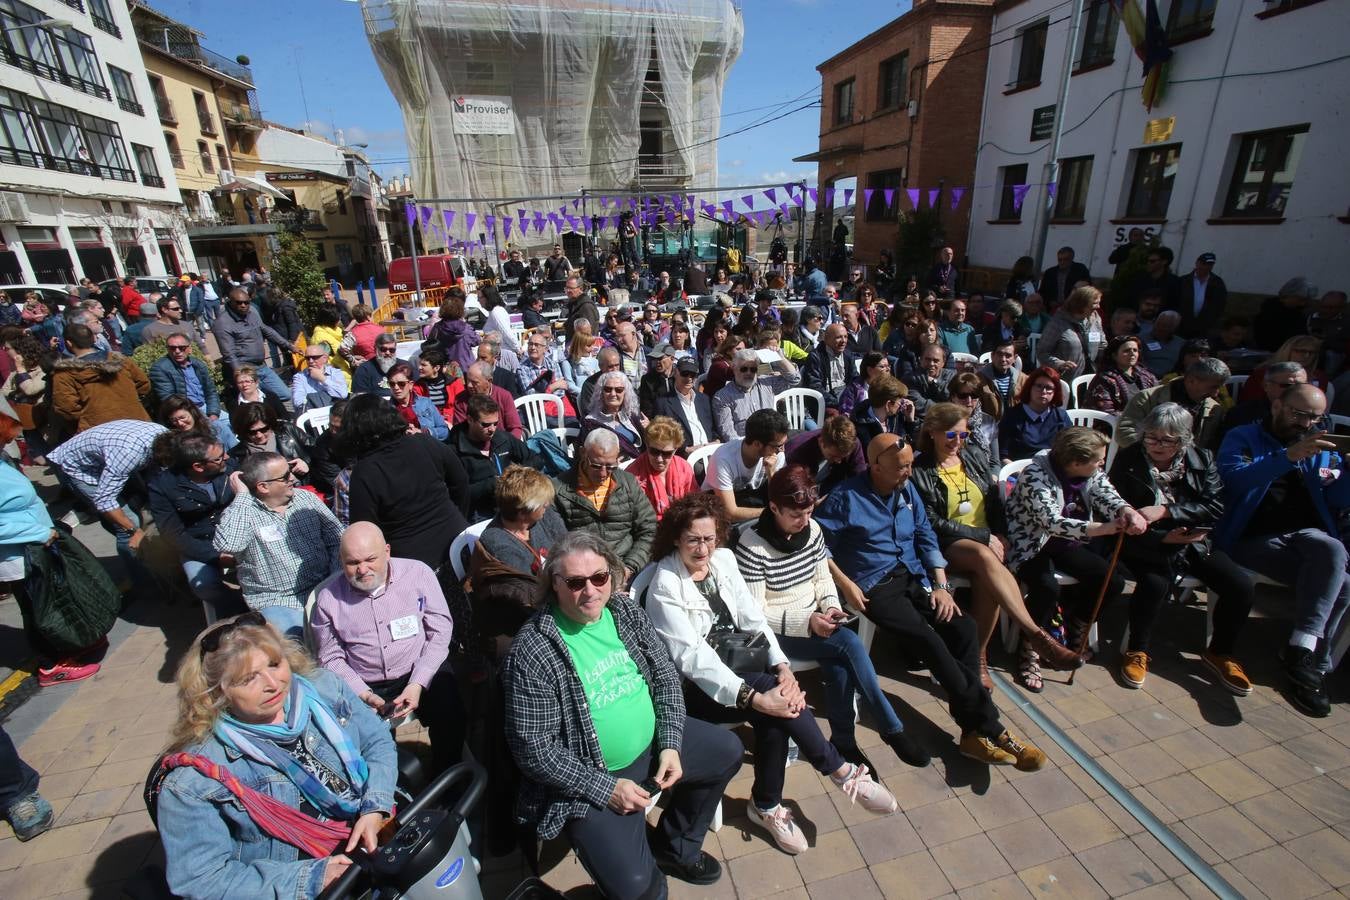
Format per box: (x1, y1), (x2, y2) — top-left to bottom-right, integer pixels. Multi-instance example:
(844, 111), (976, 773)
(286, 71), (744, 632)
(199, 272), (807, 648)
(736, 366), (757, 374)
(388, 379), (410, 388)
(304, 354), (327, 361)
(167, 344), (190, 352)
(944, 431), (971, 441)
(199, 610), (267, 658)
(681, 534), (718, 548)
(165, 305), (182, 312)
(558, 570), (611, 591)
(601, 386), (625, 394)
(952, 393), (976, 401)
(259, 471), (297, 485)
(204, 453), (227, 465)
(378, 345), (398, 354)
(648, 447), (675, 459)
(585, 459), (618, 472)
(1142, 434), (1181, 447)
(1287, 407), (1325, 424)
(247, 424), (271, 436)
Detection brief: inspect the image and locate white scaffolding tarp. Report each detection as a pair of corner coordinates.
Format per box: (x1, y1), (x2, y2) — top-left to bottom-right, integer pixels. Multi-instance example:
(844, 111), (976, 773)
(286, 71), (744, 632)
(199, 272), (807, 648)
(362, 0), (742, 243)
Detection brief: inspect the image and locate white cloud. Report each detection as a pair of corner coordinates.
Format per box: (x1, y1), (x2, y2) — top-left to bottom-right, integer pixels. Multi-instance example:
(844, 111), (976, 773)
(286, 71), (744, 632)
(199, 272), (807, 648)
(728, 158), (744, 168)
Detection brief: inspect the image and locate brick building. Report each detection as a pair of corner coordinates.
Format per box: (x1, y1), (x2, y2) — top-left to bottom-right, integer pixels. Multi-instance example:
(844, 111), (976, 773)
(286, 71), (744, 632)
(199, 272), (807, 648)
(799, 0), (994, 276)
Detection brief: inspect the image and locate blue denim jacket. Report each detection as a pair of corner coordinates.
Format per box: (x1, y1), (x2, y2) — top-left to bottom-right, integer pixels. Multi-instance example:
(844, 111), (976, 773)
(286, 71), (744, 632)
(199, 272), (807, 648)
(157, 669), (398, 900)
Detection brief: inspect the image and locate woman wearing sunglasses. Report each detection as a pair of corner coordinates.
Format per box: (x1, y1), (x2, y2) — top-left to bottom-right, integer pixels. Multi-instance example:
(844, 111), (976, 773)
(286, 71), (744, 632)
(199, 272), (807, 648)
(627, 417), (697, 521)
(911, 403), (1084, 691)
(735, 466), (930, 772)
(645, 493), (898, 857)
(581, 371), (648, 460)
(947, 372), (1002, 464)
(227, 401), (309, 478)
(151, 613), (398, 899)
(503, 532), (743, 896)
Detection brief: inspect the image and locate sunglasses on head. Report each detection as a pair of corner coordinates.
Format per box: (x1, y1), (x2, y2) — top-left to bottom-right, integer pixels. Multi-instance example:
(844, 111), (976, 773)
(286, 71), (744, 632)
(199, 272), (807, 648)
(559, 570), (611, 591)
(778, 488), (817, 506)
(199, 610), (267, 658)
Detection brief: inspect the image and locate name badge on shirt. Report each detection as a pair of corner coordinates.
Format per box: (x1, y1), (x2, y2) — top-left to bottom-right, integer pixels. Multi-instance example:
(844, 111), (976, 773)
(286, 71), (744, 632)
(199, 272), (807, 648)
(389, 615), (419, 641)
(258, 525), (283, 543)
(1146, 341), (1162, 351)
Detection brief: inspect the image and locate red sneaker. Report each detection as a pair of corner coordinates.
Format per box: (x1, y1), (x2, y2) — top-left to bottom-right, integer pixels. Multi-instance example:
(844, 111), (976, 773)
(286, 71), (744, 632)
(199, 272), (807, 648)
(37, 660), (99, 687)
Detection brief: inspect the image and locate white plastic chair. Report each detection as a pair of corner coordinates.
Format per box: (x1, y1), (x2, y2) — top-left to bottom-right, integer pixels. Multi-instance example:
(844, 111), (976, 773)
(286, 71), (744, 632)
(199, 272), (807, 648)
(448, 519), (491, 582)
(1027, 333), (1041, 365)
(1068, 409), (1118, 434)
(978, 351), (992, 366)
(685, 443), (721, 483)
(1225, 374), (1248, 396)
(1328, 413), (1350, 434)
(775, 387), (825, 432)
(1070, 374), (1095, 410)
(296, 407), (331, 436)
(514, 393), (566, 442)
(617, 457), (636, 471)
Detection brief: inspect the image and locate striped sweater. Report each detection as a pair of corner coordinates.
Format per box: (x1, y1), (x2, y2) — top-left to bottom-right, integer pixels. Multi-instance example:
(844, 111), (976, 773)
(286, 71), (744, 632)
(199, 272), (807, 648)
(733, 518), (841, 638)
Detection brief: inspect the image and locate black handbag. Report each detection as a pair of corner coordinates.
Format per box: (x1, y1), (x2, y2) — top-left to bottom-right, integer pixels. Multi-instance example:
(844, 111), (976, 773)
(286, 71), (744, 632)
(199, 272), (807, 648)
(707, 629), (770, 673)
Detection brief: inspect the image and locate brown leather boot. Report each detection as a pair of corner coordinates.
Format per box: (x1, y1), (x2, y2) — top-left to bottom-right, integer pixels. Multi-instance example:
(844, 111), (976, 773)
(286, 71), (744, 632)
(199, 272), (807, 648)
(1028, 628), (1085, 671)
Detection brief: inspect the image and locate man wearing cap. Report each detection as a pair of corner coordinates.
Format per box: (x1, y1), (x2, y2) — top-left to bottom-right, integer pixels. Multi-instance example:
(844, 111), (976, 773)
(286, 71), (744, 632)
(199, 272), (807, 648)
(750, 290), (781, 329)
(655, 356), (714, 450)
(638, 342), (677, 418)
(1170, 252), (1227, 339)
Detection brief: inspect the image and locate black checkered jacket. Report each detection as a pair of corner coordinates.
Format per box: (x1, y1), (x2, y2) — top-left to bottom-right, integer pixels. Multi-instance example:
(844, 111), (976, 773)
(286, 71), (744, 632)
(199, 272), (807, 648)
(502, 593), (686, 839)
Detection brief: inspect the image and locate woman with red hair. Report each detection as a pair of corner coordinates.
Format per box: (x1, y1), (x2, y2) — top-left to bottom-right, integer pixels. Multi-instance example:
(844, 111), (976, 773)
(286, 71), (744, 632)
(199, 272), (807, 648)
(996, 366), (1072, 464)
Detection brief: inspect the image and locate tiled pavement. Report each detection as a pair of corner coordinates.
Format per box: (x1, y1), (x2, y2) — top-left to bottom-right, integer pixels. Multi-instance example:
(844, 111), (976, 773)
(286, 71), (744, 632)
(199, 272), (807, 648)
(1, 549), (1348, 898)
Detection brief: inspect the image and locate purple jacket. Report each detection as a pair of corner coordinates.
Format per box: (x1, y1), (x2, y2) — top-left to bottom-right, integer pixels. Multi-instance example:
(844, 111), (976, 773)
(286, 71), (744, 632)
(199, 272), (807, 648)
(432, 318), (480, 374)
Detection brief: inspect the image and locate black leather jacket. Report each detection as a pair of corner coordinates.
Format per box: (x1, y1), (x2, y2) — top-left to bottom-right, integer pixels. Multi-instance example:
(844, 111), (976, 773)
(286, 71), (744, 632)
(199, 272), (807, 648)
(1107, 442), (1224, 570)
(910, 443), (1006, 548)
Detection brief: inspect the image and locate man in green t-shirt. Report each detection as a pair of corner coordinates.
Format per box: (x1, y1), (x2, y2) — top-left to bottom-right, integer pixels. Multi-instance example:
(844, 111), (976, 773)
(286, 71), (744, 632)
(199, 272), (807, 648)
(504, 533), (743, 898)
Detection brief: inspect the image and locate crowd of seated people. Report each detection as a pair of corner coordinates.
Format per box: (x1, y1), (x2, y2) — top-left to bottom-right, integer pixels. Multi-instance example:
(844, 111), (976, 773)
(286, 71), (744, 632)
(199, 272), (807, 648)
(5, 249), (1349, 897)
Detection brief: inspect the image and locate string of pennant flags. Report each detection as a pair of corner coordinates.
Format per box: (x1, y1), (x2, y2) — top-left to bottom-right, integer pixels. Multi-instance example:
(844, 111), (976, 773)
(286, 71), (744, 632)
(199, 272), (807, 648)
(405, 180), (1059, 253)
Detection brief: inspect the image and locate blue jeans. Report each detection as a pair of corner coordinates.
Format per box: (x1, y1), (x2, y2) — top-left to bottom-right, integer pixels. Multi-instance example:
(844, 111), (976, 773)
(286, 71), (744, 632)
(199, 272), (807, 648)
(777, 626), (905, 742)
(256, 604), (305, 642)
(182, 560), (245, 624)
(0, 723), (39, 811)
(210, 416), (238, 452)
(56, 470), (149, 591)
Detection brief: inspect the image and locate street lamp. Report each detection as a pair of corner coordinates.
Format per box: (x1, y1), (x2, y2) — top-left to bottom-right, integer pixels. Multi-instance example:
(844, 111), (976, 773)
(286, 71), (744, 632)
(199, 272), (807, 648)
(1, 17), (74, 34)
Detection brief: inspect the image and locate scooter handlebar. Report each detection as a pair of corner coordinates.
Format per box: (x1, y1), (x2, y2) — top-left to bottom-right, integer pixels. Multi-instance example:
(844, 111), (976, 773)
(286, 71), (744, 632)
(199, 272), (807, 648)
(320, 762), (488, 900)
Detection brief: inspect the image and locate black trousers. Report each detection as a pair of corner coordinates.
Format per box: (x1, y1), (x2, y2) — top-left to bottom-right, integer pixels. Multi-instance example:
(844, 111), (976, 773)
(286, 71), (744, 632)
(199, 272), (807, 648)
(865, 567), (1004, 739)
(1020, 542), (1126, 628)
(682, 671), (845, 811)
(368, 664), (465, 774)
(564, 717), (742, 900)
(1125, 549), (1254, 655)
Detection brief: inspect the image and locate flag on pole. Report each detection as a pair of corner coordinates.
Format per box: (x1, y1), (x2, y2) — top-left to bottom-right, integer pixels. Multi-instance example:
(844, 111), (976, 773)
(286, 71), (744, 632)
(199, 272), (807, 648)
(1113, 0), (1173, 110)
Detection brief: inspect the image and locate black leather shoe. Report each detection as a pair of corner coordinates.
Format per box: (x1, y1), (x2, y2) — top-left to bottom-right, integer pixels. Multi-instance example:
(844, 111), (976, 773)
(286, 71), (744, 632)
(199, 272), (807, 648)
(1290, 678), (1331, 718)
(884, 729), (932, 768)
(655, 850), (722, 885)
(1283, 645), (1323, 691)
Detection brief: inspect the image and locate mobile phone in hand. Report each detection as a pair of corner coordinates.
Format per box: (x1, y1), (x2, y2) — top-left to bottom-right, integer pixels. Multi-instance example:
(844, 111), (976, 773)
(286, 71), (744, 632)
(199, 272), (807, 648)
(832, 611), (859, 626)
(639, 777), (660, 794)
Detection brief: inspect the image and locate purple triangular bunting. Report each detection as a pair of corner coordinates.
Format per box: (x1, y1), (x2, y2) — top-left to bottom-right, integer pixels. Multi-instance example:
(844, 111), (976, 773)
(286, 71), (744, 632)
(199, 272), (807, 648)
(950, 188), (965, 210)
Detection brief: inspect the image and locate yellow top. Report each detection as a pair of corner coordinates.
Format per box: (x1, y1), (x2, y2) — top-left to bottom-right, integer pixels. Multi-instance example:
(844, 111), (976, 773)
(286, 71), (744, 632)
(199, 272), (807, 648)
(938, 460), (986, 528)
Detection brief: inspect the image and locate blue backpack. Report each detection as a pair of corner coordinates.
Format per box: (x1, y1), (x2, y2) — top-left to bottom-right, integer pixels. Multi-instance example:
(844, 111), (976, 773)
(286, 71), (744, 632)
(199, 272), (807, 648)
(524, 429), (572, 476)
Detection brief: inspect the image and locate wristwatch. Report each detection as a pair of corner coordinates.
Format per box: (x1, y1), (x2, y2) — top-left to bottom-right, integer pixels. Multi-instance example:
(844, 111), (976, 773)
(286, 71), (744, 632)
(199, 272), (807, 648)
(931, 582), (956, 593)
(736, 682), (755, 710)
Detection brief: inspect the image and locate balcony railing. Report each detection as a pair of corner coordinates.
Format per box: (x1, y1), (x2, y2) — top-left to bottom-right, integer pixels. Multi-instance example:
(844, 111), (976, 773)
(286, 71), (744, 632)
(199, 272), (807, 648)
(117, 97), (144, 116)
(155, 95), (175, 124)
(197, 111), (216, 135)
(168, 151), (184, 169)
(134, 27), (255, 86)
(0, 147), (133, 182)
(59, 0), (84, 11)
(219, 98), (262, 126)
(141, 173), (165, 188)
(1, 48), (112, 102)
(91, 13), (120, 38)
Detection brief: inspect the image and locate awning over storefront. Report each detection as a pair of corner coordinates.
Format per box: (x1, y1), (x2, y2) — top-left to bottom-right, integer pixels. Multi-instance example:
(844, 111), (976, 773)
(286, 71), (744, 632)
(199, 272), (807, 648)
(216, 174), (289, 200)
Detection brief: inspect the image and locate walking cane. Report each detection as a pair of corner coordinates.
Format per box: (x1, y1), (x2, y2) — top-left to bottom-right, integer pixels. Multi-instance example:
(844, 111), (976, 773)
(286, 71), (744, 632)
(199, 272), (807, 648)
(1066, 529), (1126, 687)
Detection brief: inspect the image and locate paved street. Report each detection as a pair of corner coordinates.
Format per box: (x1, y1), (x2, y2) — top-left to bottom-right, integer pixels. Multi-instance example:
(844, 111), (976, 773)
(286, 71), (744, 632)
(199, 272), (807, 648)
(0, 488), (1346, 900)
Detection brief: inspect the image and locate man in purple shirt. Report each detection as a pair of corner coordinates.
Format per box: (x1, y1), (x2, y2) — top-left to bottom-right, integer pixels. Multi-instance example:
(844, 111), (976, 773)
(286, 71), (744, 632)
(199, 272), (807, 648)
(311, 522), (464, 771)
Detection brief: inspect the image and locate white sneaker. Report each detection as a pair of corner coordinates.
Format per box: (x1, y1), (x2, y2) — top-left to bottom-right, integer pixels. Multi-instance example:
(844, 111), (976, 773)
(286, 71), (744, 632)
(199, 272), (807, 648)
(832, 764), (897, 814)
(746, 802), (809, 855)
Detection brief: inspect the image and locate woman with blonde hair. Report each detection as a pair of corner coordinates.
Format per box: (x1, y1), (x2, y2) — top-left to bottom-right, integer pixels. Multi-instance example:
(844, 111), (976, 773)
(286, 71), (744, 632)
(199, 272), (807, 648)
(1238, 334), (1328, 403)
(471, 465), (568, 655)
(561, 322), (601, 397)
(627, 416), (697, 520)
(151, 613), (398, 899)
(910, 404), (1083, 689)
(1037, 284), (1099, 376)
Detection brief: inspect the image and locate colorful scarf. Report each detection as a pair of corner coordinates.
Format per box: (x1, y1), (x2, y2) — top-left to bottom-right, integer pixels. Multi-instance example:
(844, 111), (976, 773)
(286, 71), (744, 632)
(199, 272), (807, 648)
(213, 675), (369, 821)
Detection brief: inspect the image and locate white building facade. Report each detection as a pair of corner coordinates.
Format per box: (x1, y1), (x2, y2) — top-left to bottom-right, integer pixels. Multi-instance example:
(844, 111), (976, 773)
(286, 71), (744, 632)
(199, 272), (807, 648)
(0, 0), (193, 285)
(967, 0), (1349, 297)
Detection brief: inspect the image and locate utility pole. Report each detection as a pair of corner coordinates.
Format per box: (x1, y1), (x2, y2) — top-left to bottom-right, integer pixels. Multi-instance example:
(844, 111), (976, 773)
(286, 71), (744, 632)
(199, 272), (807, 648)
(1030, 0), (1086, 271)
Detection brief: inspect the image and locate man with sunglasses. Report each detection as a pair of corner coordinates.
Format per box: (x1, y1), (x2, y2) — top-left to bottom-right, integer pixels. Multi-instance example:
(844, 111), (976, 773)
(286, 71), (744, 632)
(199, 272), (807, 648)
(553, 429), (657, 585)
(654, 357), (714, 450)
(290, 342), (350, 415)
(139, 295), (189, 346)
(212, 287), (298, 404)
(1217, 384), (1350, 717)
(148, 434), (244, 623)
(149, 331), (230, 443)
(450, 394), (543, 522)
(711, 347), (799, 443)
(351, 333), (405, 397)
(213, 451), (343, 640)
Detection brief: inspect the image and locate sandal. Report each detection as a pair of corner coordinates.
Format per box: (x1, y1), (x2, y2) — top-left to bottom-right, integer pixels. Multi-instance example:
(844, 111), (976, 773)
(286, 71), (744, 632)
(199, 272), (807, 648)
(978, 651), (993, 692)
(1017, 643), (1043, 693)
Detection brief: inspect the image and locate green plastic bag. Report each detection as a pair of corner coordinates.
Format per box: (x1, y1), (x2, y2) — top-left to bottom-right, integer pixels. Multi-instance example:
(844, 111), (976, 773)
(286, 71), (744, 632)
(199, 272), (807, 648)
(24, 528), (120, 655)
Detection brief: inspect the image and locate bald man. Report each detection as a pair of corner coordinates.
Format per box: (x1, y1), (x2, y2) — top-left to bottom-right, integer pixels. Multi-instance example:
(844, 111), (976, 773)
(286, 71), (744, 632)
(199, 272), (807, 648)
(1218, 383), (1350, 718)
(310, 521), (464, 770)
(814, 434), (1047, 770)
(451, 361), (524, 437)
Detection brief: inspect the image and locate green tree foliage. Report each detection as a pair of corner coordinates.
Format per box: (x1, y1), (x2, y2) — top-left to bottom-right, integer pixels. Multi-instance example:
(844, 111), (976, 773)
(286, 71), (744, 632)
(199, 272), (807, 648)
(271, 232), (327, 328)
(896, 207), (945, 279)
(132, 338), (224, 393)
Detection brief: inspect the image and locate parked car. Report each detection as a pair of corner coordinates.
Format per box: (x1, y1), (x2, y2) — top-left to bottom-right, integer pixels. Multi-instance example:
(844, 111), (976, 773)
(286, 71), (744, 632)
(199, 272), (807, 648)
(98, 276), (174, 297)
(0, 284), (73, 307)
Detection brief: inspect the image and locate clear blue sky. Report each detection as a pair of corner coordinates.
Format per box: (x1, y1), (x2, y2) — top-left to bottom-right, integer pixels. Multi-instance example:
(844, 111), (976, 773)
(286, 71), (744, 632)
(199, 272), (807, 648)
(154, 0), (913, 189)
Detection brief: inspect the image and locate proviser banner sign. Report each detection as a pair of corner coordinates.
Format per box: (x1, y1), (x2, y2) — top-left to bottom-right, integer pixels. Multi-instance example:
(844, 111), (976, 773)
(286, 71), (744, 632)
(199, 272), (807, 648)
(452, 96), (514, 134)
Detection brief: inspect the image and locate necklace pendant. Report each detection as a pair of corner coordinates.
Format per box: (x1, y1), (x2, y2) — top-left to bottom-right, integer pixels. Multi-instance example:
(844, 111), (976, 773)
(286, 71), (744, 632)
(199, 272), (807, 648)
(957, 500), (973, 516)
